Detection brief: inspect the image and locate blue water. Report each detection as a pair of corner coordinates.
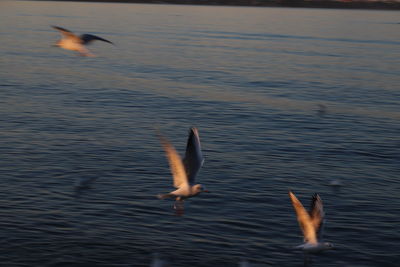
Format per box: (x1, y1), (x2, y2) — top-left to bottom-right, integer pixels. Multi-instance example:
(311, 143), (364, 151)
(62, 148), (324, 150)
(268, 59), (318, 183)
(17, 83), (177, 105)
(1, 1), (399, 266)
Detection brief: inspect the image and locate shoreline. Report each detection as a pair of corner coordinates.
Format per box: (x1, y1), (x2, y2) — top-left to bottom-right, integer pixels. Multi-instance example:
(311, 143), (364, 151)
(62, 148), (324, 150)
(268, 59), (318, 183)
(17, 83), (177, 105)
(32, 0), (400, 11)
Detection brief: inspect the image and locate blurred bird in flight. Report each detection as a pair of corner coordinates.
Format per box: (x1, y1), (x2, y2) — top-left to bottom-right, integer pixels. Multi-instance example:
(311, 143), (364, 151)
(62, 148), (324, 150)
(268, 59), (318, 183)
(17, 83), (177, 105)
(157, 127), (208, 215)
(51, 25), (113, 57)
(289, 191), (333, 253)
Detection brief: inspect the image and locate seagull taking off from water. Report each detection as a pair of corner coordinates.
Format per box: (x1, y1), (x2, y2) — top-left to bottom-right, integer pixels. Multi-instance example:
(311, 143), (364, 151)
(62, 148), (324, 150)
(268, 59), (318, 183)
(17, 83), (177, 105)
(150, 253), (168, 267)
(157, 127), (208, 214)
(51, 25), (113, 56)
(289, 191), (333, 253)
(74, 176), (97, 190)
(238, 258), (252, 267)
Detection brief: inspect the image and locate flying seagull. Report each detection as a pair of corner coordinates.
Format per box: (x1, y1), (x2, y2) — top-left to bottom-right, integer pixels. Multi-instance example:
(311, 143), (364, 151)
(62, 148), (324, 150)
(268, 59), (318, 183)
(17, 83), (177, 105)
(74, 176), (97, 190)
(329, 179), (343, 187)
(51, 25), (113, 56)
(150, 253), (168, 267)
(157, 127), (208, 213)
(238, 259), (252, 267)
(289, 191), (333, 253)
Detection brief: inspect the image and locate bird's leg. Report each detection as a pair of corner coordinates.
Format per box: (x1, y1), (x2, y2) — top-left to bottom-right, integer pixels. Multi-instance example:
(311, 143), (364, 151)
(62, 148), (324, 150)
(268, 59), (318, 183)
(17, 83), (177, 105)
(173, 199), (184, 209)
(173, 198), (184, 215)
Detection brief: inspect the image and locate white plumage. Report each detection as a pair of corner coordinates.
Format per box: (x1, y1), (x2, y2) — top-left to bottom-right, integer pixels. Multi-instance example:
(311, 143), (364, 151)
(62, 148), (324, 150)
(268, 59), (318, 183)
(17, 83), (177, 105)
(289, 191), (333, 253)
(157, 127), (208, 212)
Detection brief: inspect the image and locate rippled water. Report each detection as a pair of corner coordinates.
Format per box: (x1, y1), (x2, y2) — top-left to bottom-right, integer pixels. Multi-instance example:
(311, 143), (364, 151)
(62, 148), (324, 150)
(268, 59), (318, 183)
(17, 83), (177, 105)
(1, 1), (399, 266)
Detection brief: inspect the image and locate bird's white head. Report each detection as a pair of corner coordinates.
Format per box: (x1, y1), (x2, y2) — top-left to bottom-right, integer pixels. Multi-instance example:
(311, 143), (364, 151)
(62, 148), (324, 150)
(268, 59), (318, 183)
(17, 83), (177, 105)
(192, 184), (209, 195)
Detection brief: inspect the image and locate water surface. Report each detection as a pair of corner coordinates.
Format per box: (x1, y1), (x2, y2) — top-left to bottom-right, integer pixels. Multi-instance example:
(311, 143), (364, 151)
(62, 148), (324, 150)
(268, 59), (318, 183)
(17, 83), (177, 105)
(0, 1), (399, 266)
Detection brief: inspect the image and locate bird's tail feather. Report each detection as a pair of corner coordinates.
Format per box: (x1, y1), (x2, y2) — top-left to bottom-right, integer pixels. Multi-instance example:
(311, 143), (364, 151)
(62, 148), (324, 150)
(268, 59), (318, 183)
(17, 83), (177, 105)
(157, 193), (174, 200)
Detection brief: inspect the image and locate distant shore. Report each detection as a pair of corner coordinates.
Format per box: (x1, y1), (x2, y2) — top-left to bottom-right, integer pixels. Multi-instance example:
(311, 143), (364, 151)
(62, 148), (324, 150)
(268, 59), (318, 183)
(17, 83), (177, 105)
(36, 0), (400, 10)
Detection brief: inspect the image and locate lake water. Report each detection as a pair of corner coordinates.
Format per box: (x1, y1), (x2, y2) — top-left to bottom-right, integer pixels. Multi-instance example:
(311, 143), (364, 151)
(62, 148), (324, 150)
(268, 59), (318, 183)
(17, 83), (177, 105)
(0, 1), (399, 266)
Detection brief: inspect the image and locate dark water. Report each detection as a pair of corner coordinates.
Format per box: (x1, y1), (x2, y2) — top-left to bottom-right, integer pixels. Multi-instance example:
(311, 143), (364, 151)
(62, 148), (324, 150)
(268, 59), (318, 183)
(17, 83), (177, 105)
(1, 1), (400, 266)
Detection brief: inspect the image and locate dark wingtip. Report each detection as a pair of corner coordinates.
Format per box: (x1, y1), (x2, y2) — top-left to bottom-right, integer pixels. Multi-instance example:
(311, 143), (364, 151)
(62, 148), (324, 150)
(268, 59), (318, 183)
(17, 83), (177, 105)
(97, 38), (113, 45)
(80, 34), (113, 45)
(312, 193), (321, 200)
(187, 127), (194, 137)
(103, 39), (114, 45)
(189, 127), (200, 137)
(51, 25), (71, 33)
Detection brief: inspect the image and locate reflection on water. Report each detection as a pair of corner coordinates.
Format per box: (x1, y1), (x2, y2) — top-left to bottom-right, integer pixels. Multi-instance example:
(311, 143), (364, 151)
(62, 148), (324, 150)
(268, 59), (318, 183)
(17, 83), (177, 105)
(0, 1), (400, 266)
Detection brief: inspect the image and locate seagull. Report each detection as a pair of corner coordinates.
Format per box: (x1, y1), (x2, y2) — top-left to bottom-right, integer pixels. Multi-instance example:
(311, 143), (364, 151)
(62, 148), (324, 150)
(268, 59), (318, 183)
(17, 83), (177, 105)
(329, 179), (343, 187)
(238, 259), (252, 267)
(317, 104), (327, 116)
(289, 191), (333, 253)
(74, 176), (97, 190)
(150, 253), (168, 267)
(157, 127), (208, 213)
(51, 25), (113, 56)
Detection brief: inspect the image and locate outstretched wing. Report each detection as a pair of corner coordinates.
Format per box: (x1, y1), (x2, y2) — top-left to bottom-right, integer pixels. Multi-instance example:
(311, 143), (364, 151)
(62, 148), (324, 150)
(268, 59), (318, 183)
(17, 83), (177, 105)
(80, 34), (113, 45)
(310, 193), (325, 239)
(289, 191), (317, 244)
(52, 25), (78, 39)
(159, 134), (189, 189)
(183, 127), (204, 185)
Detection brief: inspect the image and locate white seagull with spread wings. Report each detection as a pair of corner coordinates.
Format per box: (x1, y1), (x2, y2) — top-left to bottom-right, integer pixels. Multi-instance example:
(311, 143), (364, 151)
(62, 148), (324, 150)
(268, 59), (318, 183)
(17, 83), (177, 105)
(51, 26), (113, 57)
(289, 191), (333, 253)
(157, 127), (208, 212)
